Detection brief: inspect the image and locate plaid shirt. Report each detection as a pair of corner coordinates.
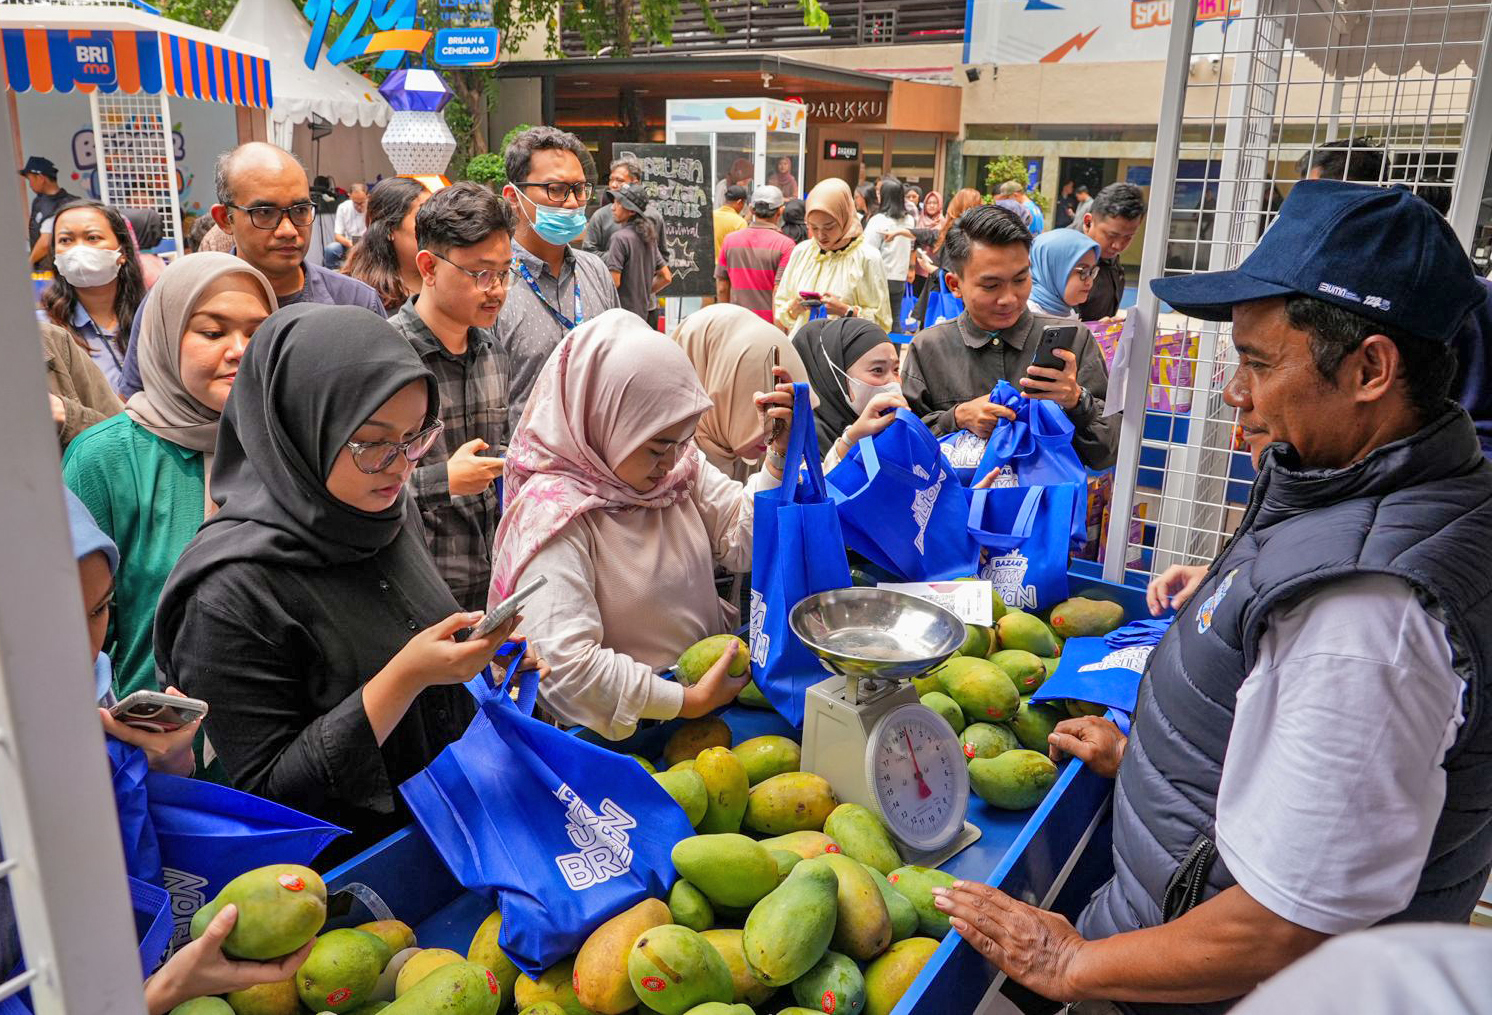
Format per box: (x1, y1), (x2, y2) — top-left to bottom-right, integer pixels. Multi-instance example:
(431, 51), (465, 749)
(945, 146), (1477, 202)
(389, 298), (510, 611)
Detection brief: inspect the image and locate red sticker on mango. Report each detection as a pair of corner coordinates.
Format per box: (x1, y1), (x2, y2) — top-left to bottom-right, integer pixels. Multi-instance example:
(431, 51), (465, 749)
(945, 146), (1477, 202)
(278, 874), (305, 892)
(822, 989), (838, 1013)
(641, 976), (666, 993)
(325, 988), (351, 1005)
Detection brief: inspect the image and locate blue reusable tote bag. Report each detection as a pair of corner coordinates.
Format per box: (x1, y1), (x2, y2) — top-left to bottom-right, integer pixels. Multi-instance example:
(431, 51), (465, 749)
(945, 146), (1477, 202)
(967, 485), (1074, 612)
(401, 643), (695, 975)
(924, 270), (964, 326)
(827, 409), (981, 582)
(107, 738), (162, 887)
(974, 381), (1089, 547)
(749, 383), (853, 727)
(144, 772), (346, 952)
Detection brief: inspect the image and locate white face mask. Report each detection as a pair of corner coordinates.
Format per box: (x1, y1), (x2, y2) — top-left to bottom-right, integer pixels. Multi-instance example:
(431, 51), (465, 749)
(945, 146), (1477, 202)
(828, 358), (902, 415)
(55, 244), (123, 289)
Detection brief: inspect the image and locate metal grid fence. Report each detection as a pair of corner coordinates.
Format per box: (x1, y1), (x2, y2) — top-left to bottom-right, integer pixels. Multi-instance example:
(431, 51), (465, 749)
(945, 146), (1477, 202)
(89, 88), (183, 250)
(1104, 0), (1492, 584)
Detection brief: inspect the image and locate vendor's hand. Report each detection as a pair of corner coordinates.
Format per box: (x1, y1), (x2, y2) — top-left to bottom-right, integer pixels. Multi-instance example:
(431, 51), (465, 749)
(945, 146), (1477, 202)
(932, 882), (1088, 1002)
(392, 610), (517, 690)
(680, 639), (750, 719)
(49, 393), (67, 427)
(142, 904), (312, 1015)
(1021, 348), (1082, 409)
(1048, 717), (1126, 779)
(843, 392), (908, 446)
(448, 438), (505, 497)
(822, 293), (853, 318)
(1147, 563), (1208, 616)
(756, 367), (796, 458)
(100, 687), (201, 777)
(953, 397), (1017, 439)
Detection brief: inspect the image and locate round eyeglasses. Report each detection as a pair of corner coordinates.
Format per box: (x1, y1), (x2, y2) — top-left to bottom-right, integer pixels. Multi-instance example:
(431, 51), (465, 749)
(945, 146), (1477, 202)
(430, 250), (511, 292)
(345, 420), (445, 474)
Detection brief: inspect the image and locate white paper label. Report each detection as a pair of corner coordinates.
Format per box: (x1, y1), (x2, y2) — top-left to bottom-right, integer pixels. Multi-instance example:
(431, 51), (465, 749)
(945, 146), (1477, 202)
(877, 580), (992, 626)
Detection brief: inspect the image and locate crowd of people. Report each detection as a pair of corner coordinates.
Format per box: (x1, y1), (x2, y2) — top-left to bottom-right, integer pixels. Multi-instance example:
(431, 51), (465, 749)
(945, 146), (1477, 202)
(22, 118), (1492, 1012)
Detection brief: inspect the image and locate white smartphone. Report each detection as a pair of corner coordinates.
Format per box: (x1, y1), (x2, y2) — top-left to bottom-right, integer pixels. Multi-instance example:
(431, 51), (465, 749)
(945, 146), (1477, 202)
(471, 576), (548, 638)
(108, 691), (209, 733)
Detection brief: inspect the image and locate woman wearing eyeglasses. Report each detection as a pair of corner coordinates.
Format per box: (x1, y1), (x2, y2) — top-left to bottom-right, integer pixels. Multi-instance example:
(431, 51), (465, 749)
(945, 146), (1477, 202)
(1027, 228), (1101, 320)
(63, 254), (276, 704)
(155, 304), (545, 857)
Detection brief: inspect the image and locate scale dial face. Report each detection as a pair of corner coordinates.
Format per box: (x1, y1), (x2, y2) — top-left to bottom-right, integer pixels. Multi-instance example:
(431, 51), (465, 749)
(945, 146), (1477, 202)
(865, 702), (969, 854)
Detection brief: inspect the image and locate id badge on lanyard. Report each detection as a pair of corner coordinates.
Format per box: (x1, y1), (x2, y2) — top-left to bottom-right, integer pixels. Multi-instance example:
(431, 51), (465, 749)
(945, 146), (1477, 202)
(516, 260), (584, 331)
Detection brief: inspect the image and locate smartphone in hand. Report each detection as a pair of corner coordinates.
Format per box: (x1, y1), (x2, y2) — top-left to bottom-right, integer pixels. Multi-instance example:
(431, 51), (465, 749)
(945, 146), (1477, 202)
(109, 691), (209, 733)
(1031, 325), (1080, 372)
(470, 575), (548, 639)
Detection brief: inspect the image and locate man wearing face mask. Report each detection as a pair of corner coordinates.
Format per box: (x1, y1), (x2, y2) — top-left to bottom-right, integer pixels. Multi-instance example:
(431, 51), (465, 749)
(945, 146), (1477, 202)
(496, 126), (619, 422)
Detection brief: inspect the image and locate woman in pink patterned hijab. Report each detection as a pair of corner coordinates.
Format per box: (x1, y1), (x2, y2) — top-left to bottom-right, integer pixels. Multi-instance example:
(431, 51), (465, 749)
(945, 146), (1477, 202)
(489, 307), (795, 739)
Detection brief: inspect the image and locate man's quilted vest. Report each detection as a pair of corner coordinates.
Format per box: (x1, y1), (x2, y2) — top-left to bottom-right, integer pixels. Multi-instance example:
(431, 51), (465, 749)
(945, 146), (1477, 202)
(1078, 409), (1492, 1014)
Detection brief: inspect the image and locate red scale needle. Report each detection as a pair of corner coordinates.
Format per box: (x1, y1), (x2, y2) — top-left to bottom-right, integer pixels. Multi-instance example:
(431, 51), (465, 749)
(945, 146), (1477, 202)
(903, 730), (933, 799)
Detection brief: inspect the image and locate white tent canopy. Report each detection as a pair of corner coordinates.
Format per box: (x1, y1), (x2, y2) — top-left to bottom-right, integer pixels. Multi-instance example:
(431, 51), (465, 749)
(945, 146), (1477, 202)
(222, 0), (391, 148)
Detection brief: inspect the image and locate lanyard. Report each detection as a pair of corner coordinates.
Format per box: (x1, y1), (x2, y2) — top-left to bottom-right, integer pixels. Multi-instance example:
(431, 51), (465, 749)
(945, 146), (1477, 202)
(515, 260), (583, 331)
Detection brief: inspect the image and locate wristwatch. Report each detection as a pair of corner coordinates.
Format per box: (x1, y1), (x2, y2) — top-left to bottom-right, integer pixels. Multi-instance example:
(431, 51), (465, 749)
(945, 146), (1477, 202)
(1071, 386), (1096, 421)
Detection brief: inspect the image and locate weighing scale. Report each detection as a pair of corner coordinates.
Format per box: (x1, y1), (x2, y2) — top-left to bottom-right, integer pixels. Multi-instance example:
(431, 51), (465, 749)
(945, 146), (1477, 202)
(793, 588), (982, 869)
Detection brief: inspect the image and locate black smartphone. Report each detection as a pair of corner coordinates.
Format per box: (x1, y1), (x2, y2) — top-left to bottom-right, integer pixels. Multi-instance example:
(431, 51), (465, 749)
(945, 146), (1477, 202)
(1031, 325), (1080, 372)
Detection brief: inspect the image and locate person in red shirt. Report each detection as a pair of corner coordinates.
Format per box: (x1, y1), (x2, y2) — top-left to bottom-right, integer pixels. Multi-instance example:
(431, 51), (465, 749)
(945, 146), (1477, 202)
(716, 185), (796, 324)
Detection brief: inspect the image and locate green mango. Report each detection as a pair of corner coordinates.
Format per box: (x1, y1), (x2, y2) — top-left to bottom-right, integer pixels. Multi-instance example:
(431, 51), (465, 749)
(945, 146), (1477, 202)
(911, 672), (942, 697)
(575, 899), (673, 1014)
(673, 833), (779, 909)
(987, 649), (1047, 694)
(969, 750), (1059, 810)
(741, 860), (839, 986)
(960, 722), (1019, 761)
(655, 769), (710, 827)
(934, 657), (1020, 723)
(518, 1005), (569, 1015)
(344, 1003), (391, 1015)
(732, 734), (802, 786)
(171, 1000), (234, 1015)
(669, 879), (716, 932)
(681, 1004), (755, 1015)
(958, 624), (989, 659)
(396, 949), (465, 997)
(1008, 700), (1067, 753)
(735, 680), (773, 710)
(382, 962), (501, 1015)
(225, 977), (299, 1015)
(770, 848), (803, 885)
(822, 803), (901, 876)
(355, 920), (417, 956)
(627, 924), (734, 1015)
(189, 863), (327, 961)
(1066, 699), (1108, 718)
(861, 864), (918, 943)
(665, 718), (733, 768)
(676, 635), (750, 687)
(630, 754), (658, 774)
(886, 866), (956, 939)
(670, 758), (697, 772)
(1036, 656), (1062, 681)
(514, 958), (588, 1015)
(863, 939), (940, 1015)
(995, 611), (1058, 657)
(467, 910), (521, 1011)
(743, 772), (838, 835)
(1048, 597), (1126, 638)
(988, 592), (1009, 624)
(760, 830), (841, 861)
(699, 928), (775, 1006)
(695, 747), (750, 834)
(819, 853), (892, 961)
(917, 691), (965, 734)
(297, 929), (390, 1013)
(792, 949), (867, 1015)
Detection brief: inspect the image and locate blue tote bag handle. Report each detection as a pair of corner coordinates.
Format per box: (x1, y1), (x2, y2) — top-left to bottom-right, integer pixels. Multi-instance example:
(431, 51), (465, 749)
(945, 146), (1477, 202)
(768, 383), (828, 506)
(464, 639), (538, 717)
(967, 486), (1044, 552)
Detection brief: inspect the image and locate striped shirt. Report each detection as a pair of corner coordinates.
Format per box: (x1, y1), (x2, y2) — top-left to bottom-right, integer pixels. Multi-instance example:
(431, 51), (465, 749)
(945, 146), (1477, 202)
(716, 222), (795, 323)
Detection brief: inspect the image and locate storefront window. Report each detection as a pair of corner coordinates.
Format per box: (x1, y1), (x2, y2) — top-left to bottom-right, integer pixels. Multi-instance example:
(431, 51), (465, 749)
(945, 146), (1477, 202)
(766, 131), (803, 201)
(859, 132), (886, 183)
(890, 132), (938, 190)
(713, 131), (758, 206)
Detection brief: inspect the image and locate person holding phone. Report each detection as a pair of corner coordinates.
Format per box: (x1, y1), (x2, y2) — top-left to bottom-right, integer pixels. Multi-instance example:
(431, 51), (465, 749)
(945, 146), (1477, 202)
(902, 205), (1119, 470)
(487, 308), (795, 741)
(155, 304), (545, 857)
(773, 178), (892, 336)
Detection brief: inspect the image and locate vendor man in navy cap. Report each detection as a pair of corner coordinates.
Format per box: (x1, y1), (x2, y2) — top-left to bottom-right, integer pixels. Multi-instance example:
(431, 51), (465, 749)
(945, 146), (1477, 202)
(932, 181), (1492, 1013)
(20, 154), (76, 266)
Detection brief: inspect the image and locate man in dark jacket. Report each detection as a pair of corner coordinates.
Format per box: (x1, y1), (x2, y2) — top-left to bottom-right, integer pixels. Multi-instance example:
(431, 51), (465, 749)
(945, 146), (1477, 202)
(932, 182), (1492, 1014)
(1073, 182), (1146, 320)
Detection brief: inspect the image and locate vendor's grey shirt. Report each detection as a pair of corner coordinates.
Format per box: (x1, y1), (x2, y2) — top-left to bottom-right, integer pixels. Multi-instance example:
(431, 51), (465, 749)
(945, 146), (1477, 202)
(496, 237), (618, 424)
(902, 309), (1119, 470)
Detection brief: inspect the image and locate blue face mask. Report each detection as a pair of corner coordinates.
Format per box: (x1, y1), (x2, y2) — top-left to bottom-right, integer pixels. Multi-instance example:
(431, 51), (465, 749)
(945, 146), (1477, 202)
(514, 187), (587, 246)
(94, 651), (114, 705)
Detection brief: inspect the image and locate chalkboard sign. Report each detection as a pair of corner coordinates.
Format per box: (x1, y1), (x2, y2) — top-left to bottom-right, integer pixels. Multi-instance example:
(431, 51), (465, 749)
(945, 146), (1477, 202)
(613, 143), (714, 297)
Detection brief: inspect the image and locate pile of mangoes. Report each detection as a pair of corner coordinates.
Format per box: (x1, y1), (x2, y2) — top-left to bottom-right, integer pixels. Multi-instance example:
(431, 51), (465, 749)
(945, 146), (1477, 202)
(912, 596), (1127, 812)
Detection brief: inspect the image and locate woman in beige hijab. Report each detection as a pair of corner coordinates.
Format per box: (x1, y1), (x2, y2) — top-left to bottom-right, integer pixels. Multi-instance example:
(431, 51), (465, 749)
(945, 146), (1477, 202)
(62, 252), (275, 700)
(673, 303), (812, 480)
(773, 178), (892, 336)
(489, 308), (798, 740)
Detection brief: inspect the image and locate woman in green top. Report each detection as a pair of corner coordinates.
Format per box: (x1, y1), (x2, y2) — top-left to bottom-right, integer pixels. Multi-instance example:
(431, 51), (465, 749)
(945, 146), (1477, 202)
(63, 253), (276, 700)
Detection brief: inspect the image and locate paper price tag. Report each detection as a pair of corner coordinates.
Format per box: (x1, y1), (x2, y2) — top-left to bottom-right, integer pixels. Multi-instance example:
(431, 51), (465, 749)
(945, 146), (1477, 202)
(877, 580), (992, 627)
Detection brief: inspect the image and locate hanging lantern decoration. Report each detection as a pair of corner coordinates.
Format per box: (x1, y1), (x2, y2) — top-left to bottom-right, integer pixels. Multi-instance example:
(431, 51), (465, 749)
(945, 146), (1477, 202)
(379, 68), (458, 190)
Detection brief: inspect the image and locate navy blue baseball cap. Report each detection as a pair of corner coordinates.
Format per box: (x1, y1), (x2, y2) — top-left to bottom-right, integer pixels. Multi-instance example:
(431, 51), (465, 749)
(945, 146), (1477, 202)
(1151, 180), (1486, 344)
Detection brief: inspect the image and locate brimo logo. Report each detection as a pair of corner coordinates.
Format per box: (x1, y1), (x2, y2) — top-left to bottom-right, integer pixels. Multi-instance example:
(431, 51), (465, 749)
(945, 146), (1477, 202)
(553, 783), (637, 890)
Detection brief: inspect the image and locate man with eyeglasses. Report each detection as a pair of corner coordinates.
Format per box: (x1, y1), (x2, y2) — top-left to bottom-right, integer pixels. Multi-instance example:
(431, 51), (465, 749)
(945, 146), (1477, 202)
(383, 182), (514, 611)
(496, 126), (618, 422)
(115, 142), (385, 398)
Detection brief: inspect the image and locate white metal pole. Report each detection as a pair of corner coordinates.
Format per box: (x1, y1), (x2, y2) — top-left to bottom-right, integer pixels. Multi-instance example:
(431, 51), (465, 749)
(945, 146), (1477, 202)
(0, 83), (148, 1015)
(160, 91), (183, 248)
(1448, 12), (1492, 247)
(1103, 1), (1203, 582)
(88, 89), (109, 204)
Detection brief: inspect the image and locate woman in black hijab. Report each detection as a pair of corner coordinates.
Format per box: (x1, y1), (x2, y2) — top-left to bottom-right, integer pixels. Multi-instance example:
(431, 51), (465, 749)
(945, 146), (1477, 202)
(792, 316), (908, 465)
(156, 303), (542, 858)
